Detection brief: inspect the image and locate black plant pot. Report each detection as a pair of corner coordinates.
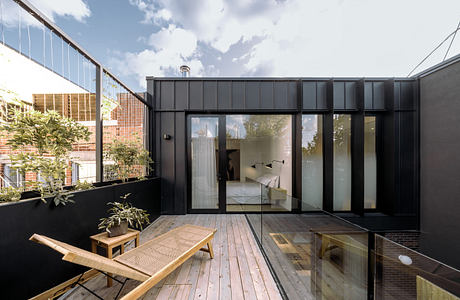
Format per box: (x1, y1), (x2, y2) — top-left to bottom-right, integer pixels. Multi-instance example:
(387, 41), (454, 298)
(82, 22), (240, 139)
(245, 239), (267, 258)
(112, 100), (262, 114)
(107, 221), (128, 237)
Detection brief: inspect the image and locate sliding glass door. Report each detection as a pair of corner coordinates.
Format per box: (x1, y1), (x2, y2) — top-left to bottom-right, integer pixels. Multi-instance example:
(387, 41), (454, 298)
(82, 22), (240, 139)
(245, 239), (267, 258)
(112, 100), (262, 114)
(188, 114), (293, 213)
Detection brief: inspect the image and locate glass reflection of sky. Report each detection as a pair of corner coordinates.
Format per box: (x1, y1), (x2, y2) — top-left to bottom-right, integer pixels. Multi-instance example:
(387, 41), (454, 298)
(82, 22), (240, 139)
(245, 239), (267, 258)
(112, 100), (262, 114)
(226, 115), (249, 139)
(191, 117), (218, 137)
(302, 115), (320, 148)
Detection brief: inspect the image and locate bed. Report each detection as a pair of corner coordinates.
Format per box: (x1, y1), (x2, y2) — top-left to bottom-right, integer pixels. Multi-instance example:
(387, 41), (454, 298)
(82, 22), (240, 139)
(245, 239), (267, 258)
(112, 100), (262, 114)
(226, 174), (280, 205)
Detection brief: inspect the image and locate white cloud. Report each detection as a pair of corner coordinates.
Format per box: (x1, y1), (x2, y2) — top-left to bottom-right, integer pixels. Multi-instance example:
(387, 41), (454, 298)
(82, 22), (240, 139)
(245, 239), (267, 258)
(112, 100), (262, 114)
(29, 0), (91, 22)
(122, 0), (460, 83)
(110, 25), (203, 88)
(1, 0), (91, 27)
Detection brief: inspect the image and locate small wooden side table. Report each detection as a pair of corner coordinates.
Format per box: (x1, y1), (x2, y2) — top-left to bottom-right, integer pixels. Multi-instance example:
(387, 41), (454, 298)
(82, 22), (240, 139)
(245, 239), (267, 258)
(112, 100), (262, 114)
(90, 228), (140, 287)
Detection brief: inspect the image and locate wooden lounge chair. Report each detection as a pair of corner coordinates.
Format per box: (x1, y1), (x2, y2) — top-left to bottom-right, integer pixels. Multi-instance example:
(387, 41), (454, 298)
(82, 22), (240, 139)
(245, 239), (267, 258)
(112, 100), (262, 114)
(30, 224), (216, 300)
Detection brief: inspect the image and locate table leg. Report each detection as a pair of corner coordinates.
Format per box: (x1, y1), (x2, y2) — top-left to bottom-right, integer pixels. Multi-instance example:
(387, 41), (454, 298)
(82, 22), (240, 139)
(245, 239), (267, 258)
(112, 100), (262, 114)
(107, 246), (113, 287)
(135, 235), (139, 247)
(121, 243), (125, 253)
(91, 241), (96, 254)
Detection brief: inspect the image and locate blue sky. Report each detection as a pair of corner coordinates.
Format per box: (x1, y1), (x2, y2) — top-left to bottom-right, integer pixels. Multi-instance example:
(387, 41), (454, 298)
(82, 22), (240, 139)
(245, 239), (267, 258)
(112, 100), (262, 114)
(21, 0), (460, 92)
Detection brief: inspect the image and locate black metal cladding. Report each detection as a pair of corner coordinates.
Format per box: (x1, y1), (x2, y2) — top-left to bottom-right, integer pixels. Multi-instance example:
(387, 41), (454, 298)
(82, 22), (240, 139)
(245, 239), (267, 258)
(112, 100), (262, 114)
(148, 77), (418, 222)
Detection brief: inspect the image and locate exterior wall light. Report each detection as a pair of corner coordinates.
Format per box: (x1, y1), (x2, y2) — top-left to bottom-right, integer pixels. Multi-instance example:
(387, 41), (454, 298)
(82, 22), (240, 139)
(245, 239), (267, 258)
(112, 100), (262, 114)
(163, 134), (172, 140)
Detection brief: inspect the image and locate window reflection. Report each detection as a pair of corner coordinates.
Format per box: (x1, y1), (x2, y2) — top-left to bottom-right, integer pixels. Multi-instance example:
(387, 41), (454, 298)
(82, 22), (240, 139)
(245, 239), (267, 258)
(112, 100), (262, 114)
(364, 116), (377, 209)
(333, 114), (351, 211)
(302, 115), (323, 210)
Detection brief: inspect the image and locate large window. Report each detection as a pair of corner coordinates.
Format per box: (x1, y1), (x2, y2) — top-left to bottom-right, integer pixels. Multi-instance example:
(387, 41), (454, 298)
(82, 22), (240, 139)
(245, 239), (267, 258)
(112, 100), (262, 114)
(302, 115), (323, 210)
(333, 114), (352, 211)
(364, 116), (377, 209)
(226, 115), (292, 212)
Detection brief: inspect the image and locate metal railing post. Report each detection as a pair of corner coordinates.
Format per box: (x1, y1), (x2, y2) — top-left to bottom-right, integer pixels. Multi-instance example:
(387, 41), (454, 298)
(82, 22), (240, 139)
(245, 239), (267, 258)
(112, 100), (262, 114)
(95, 65), (103, 182)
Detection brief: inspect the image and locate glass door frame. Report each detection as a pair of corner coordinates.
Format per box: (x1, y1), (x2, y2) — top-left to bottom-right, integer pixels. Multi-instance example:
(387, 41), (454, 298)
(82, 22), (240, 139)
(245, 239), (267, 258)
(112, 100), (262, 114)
(187, 114), (227, 213)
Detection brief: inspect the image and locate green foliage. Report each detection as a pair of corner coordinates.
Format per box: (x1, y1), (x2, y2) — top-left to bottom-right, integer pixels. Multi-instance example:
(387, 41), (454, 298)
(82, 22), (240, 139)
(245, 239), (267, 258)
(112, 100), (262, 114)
(0, 186), (21, 203)
(72, 180), (94, 191)
(98, 194), (150, 232)
(1, 108), (91, 205)
(103, 137), (153, 182)
(244, 115), (290, 138)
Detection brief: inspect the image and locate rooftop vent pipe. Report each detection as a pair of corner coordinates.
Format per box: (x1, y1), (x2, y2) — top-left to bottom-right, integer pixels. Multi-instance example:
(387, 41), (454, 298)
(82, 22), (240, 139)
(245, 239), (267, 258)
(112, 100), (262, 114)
(180, 65), (190, 77)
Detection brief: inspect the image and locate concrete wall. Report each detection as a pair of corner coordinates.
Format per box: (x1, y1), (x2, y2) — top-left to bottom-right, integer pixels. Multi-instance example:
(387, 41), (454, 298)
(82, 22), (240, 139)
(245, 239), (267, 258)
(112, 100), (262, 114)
(419, 60), (460, 269)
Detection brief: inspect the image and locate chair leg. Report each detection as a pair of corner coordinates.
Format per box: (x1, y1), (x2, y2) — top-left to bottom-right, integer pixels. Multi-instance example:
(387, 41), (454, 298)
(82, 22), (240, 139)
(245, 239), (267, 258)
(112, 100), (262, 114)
(207, 241), (214, 259)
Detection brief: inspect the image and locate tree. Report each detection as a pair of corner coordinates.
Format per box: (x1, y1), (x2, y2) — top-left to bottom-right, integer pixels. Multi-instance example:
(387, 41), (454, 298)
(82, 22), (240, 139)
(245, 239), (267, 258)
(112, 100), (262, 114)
(1, 108), (91, 205)
(103, 137), (152, 182)
(243, 115), (290, 138)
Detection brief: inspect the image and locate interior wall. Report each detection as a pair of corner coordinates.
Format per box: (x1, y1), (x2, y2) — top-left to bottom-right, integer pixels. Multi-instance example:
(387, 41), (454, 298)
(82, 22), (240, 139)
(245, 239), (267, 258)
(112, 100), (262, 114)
(419, 60), (460, 269)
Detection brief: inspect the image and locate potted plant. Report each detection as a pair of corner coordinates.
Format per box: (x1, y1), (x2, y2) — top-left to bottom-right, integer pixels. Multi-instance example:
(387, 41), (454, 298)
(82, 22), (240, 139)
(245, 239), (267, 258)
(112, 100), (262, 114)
(98, 193), (150, 237)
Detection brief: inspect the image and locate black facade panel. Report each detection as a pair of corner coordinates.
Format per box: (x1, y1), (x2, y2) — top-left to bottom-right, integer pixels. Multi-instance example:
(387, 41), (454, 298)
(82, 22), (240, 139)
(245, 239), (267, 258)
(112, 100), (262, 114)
(400, 81), (415, 110)
(373, 82), (385, 110)
(245, 81), (260, 109)
(317, 81), (328, 110)
(203, 81), (217, 110)
(288, 81), (297, 109)
(160, 81), (174, 110)
(274, 81), (288, 109)
(155, 81), (161, 109)
(345, 82), (357, 109)
(333, 81), (345, 109)
(175, 81), (188, 110)
(218, 81), (231, 109)
(232, 81), (245, 109)
(260, 81), (274, 109)
(189, 81), (203, 110)
(396, 111), (416, 214)
(302, 81), (316, 110)
(160, 112), (175, 214)
(174, 112), (186, 214)
(364, 82), (373, 110)
(394, 81), (401, 110)
(420, 60), (460, 269)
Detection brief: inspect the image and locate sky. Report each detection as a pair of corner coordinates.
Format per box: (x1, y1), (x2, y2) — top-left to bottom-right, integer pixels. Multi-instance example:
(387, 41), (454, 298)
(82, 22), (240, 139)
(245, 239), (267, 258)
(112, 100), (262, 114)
(15, 0), (460, 91)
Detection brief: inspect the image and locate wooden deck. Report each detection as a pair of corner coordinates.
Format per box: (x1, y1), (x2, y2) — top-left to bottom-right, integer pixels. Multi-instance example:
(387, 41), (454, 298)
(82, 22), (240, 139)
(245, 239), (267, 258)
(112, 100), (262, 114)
(63, 214), (282, 300)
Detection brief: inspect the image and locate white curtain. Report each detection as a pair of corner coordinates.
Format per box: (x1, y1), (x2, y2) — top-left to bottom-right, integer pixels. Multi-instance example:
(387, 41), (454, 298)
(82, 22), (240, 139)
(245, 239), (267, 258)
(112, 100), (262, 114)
(192, 136), (218, 209)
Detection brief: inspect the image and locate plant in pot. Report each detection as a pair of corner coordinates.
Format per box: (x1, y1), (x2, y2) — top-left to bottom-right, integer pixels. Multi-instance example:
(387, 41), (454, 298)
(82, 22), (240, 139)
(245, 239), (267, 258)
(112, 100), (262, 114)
(98, 193), (150, 237)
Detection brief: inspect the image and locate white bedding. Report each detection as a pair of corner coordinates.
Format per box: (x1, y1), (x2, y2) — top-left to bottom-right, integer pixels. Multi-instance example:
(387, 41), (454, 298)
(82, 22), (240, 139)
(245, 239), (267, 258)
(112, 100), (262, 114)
(226, 180), (276, 205)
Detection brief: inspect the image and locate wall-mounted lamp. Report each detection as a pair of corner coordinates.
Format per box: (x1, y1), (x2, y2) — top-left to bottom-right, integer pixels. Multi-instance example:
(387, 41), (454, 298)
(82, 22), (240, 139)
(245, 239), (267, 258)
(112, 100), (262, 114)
(163, 134), (172, 140)
(265, 160), (285, 169)
(251, 162), (264, 169)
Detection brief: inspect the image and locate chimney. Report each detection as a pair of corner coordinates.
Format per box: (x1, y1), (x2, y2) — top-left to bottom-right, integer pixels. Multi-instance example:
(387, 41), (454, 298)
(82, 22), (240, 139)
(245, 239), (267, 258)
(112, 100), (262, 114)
(180, 65), (190, 77)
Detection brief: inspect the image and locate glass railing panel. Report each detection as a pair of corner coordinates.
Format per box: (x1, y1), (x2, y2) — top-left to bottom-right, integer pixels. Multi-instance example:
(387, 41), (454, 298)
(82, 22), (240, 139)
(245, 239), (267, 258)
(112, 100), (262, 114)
(311, 230), (368, 300)
(246, 191), (369, 300)
(102, 72), (148, 182)
(0, 0), (97, 189)
(374, 234), (460, 299)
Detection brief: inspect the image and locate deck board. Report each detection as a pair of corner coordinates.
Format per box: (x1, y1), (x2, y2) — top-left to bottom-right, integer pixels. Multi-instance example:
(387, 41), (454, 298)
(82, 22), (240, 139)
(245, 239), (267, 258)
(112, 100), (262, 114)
(63, 214), (281, 300)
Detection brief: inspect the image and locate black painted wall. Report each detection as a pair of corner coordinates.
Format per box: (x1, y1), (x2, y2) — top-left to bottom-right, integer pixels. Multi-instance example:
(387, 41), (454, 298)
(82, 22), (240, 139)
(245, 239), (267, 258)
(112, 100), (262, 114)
(0, 178), (160, 299)
(147, 77), (418, 227)
(419, 60), (460, 269)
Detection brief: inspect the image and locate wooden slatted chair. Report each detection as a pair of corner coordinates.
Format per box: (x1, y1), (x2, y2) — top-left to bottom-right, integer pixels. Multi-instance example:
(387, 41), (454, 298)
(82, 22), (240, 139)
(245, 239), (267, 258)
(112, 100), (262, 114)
(30, 224), (216, 300)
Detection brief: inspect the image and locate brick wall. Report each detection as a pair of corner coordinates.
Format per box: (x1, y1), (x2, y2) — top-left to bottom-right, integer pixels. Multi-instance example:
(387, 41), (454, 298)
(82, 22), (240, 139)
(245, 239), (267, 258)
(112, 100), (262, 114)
(375, 232), (421, 300)
(0, 92), (147, 187)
